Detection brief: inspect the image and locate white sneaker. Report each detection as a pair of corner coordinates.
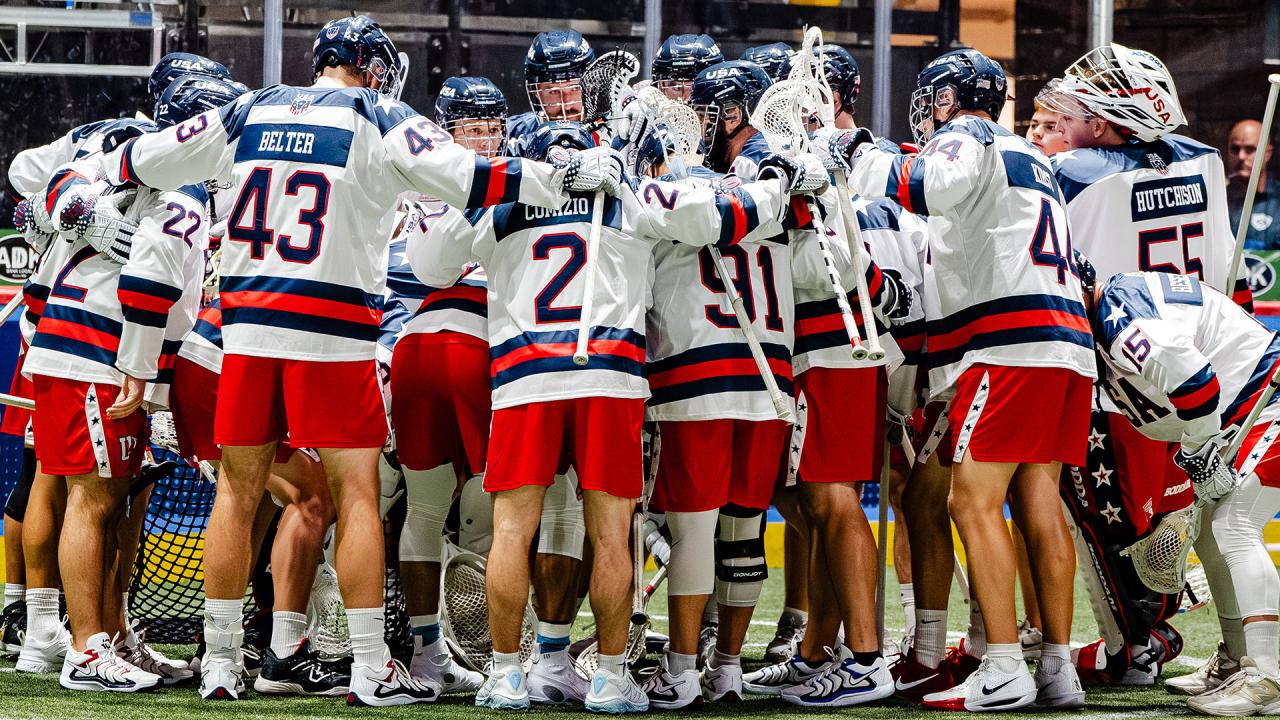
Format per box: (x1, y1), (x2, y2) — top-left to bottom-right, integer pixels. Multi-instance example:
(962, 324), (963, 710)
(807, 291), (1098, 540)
(348, 658), (440, 707)
(1019, 621), (1043, 659)
(701, 661), (743, 702)
(780, 647), (894, 707)
(410, 636), (483, 694)
(528, 654), (588, 704)
(764, 612), (807, 665)
(744, 655), (826, 696)
(117, 629), (194, 685)
(921, 657), (1037, 712)
(585, 668), (649, 714)
(1187, 659), (1280, 717)
(200, 654), (247, 700)
(1033, 661), (1085, 708)
(1120, 637), (1161, 686)
(476, 663), (530, 710)
(640, 661), (703, 709)
(16, 623), (70, 673)
(1168, 643), (1239, 696)
(60, 633), (162, 692)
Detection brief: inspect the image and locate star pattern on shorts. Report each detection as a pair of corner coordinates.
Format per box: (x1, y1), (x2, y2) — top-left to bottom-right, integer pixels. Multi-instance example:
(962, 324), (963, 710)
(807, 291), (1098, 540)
(798, 400), (807, 412)
(1091, 464), (1113, 487)
(1087, 427), (1107, 451)
(1101, 502), (1122, 524)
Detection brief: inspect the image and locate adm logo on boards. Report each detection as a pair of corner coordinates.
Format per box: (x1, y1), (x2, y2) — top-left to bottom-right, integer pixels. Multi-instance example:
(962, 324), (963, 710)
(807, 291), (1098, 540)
(0, 233), (37, 283)
(1245, 252), (1276, 296)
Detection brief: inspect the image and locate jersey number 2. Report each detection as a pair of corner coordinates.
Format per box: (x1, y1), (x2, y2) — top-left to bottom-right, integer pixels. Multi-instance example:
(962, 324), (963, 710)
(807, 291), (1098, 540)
(532, 232), (585, 323)
(227, 167), (331, 264)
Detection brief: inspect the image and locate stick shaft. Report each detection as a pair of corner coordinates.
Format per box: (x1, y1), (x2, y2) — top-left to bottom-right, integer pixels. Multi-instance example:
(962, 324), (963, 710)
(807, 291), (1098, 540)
(0, 392), (34, 411)
(807, 200), (868, 360)
(631, 510), (646, 625)
(709, 247), (792, 421)
(1227, 371), (1280, 460)
(834, 173), (885, 361)
(1226, 78), (1280, 295)
(573, 191), (605, 365)
(875, 431), (890, 647)
(0, 290), (24, 325)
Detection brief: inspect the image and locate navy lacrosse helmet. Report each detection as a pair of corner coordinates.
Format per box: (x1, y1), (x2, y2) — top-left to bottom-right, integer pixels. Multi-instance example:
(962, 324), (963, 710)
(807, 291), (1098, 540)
(524, 29), (595, 85)
(909, 48), (1007, 143)
(653, 34), (724, 82)
(436, 76), (508, 157)
(312, 15), (404, 98)
(740, 43), (793, 82)
(148, 53), (231, 104)
(817, 44), (860, 111)
(522, 121), (596, 162)
(636, 123), (681, 176)
(154, 74), (246, 128)
(691, 60), (772, 154)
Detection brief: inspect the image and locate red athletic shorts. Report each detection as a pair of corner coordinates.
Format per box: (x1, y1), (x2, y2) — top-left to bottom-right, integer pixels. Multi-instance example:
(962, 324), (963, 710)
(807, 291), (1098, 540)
(214, 354), (387, 449)
(794, 367), (886, 483)
(653, 419), (789, 512)
(948, 363), (1091, 466)
(31, 375), (145, 478)
(0, 341), (32, 438)
(390, 332), (490, 474)
(1103, 411), (1188, 532)
(171, 357), (292, 463)
(486, 397), (643, 498)
(1236, 412), (1280, 489)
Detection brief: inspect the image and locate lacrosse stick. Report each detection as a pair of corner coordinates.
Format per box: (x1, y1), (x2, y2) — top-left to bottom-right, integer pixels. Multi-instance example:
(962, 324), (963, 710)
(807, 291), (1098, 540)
(789, 26), (883, 361)
(751, 79), (864, 360)
(573, 49), (640, 366)
(439, 543), (538, 672)
(875, 429), (890, 646)
(307, 561), (351, 659)
(1179, 563), (1212, 613)
(575, 564), (668, 679)
(708, 247), (792, 421)
(1226, 74), (1280, 297)
(147, 409), (218, 483)
(1121, 504), (1200, 594)
(0, 290), (24, 325)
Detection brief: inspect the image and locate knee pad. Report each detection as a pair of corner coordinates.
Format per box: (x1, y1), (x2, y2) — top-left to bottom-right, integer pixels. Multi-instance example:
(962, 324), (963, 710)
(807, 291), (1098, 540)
(3, 448), (35, 521)
(538, 472), (585, 560)
(399, 464), (456, 563)
(457, 474), (493, 556)
(666, 510), (718, 596)
(379, 452), (405, 519)
(714, 504), (767, 608)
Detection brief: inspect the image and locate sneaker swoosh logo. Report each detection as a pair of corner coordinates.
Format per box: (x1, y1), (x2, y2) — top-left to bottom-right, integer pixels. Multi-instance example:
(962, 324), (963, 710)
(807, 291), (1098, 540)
(897, 671), (939, 690)
(982, 678), (1018, 695)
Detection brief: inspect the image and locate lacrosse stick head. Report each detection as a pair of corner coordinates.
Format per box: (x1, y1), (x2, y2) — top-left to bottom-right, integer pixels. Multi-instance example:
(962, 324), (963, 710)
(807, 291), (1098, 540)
(750, 79), (811, 157)
(572, 622), (648, 680)
(439, 547), (537, 672)
(785, 26), (836, 129)
(307, 562), (352, 659)
(525, 29), (595, 121)
(581, 49), (640, 130)
(691, 60), (773, 156)
(1120, 504), (1201, 594)
(634, 88), (702, 176)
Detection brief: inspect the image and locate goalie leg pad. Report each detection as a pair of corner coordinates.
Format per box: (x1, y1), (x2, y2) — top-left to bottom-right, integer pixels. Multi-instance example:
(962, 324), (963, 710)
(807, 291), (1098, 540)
(666, 509), (718, 596)
(538, 470), (585, 560)
(1209, 472), (1280, 619)
(714, 504), (767, 608)
(400, 464), (456, 563)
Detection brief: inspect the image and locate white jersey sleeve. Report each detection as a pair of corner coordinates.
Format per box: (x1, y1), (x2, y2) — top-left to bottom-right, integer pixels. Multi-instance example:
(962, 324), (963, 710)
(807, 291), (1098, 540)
(847, 126), (984, 217)
(9, 133), (77, 197)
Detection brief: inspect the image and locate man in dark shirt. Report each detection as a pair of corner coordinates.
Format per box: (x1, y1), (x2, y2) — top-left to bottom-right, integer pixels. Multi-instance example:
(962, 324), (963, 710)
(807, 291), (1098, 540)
(1227, 119), (1280, 250)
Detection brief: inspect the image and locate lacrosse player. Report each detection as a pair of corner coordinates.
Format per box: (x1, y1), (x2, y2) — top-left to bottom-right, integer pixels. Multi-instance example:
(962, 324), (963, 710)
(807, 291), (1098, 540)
(652, 34), (723, 102)
(818, 48), (1096, 711)
(691, 60), (775, 179)
(739, 44), (793, 82)
(1075, 260), (1280, 716)
(506, 30), (594, 157)
(1025, 80), (1068, 157)
(94, 14), (586, 705)
(1039, 44), (1243, 686)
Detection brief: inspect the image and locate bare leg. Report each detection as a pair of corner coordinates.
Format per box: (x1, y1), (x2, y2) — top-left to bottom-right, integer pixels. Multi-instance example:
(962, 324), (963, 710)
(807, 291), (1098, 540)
(205, 444), (275, 600)
(582, 490), (634, 656)
(903, 453), (953, 613)
(4, 515), (23, 588)
(948, 459), (1019, 646)
(797, 538), (841, 661)
(532, 554), (581, 625)
(888, 464), (912, 584)
(774, 488), (810, 616)
(1011, 522), (1042, 630)
(488, 484), (545, 654)
(315, 447), (384, 610)
(22, 469), (65, 590)
(801, 481), (879, 653)
(1008, 463), (1072, 647)
(61, 472), (129, 650)
(265, 453), (334, 613)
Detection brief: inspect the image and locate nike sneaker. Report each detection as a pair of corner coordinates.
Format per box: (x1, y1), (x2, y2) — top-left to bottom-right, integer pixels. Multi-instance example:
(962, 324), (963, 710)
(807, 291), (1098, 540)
(16, 622), (70, 674)
(254, 639), (350, 696)
(764, 611), (807, 664)
(701, 660), (743, 702)
(1033, 661), (1085, 708)
(1187, 658), (1280, 717)
(892, 649), (954, 703)
(744, 655), (826, 696)
(60, 633), (162, 693)
(1166, 643), (1239, 696)
(2, 599), (25, 657)
(528, 653), (589, 704)
(476, 663), (530, 710)
(347, 658), (440, 707)
(116, 630), (193, 685)
(585, 668), (649, 713)
(200, 654), (247, 700)
(781, 646), (895, 707)
(922, 657), (1037, 712)
(409, 636), (483, 694)
(944, 641), (982, 685)
(1018, 620), (1043, 659)
(640, 660), (703, 709)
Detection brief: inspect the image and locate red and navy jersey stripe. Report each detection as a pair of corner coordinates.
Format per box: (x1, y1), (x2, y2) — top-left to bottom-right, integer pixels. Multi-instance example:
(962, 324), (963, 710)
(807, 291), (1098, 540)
(45, 168), (90, 215)
(22, 279), (49, 326)
(118, 274), (183, 328)
(1223, 334), (1280, 426)
(155, 338), (183, 385)
(647, 341), (793, 407)
(30, 304), (122, 367)
(884, 155), (930, 216)
(415, 281), (486, 321)
(925, 293), (1093, 371)
(192, 299), (223, 349)
(220, 275), (383, 343)
(1168, 363), (1220, 422)
(715, 188), (763, 246)
(891, 318), (926, 366)
(466, 157), (524, 208)
(794, 262), (886, 356)
(1233, 276), (1255, 312)
(489, 327), (646, 390)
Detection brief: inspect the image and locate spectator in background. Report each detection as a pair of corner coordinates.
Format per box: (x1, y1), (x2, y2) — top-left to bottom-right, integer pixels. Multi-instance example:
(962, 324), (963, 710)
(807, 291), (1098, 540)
(1027, 79), (1069, 156)
(1228, 119), (1280, 250)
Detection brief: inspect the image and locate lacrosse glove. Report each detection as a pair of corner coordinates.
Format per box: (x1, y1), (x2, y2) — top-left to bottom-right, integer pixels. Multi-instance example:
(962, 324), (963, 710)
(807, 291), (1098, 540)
(13, 196), (56, 254)
(1174, 439), (1240, 504)
(812, 127), (875, 174)
(879, 268), (914, 324)
(758, 153), (829, 195)
(556, 146), (625, 196)
(57, 189), (136, 265)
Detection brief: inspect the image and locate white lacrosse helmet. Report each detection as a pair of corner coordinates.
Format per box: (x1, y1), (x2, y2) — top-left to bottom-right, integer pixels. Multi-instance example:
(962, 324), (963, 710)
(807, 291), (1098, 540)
(1051, 43), (1185, 142)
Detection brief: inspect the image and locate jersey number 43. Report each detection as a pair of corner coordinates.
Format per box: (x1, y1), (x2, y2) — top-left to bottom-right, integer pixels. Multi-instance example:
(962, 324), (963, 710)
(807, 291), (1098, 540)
(227, 166), (331, 264)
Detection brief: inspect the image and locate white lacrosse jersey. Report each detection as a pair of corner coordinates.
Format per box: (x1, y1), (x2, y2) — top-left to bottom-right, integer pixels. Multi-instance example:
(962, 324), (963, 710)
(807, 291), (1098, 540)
(22, 164), (208, 407)
(177, 297), (224, 374)
(414, 176), (794, 410)
(402, 201), (487, 342)
(1053, 135), (1249, 305)
(1094, 272), (1280, 453)
(847, 114), (1097, 398)
(100, 78), (567, 363)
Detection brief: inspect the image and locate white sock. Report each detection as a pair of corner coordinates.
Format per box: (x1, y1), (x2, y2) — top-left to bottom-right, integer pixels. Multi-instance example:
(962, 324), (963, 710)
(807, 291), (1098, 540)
(900, 583), (916, 635)
(986, 642), (1024, 674)
(1220, 615), (1247, 661)
(4, 583), (24, 608)
(915, 609), (948, 669)
(1040, 643), (1070, 674)
(1245, 620), (1280, 676)
(493, 650), (521, 669)
(347, 606), (390, 669)
(536, 620), (572, 662)
(666, 650), (696, 675)
(271, 611), (308, 658)
(782, 606), (808, 623)
(598, 652), (624, 675)
(709, 648), (739, 668)
(966, 604), (987, 658)
(25, 587), (60, 638)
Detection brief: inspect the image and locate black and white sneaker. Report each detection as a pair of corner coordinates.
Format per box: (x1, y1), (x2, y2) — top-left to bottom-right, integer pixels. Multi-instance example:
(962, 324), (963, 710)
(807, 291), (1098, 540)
(348, 659), (440, 707)
(60, 633), (163, 693)
(254, 639), (350, 696)
(2, 600), (25, 657)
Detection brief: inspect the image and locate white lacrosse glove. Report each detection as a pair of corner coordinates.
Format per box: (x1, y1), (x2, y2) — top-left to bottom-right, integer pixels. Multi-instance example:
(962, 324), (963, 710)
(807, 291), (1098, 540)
(556, 146), (625, 196)
(13, 196), (56, 254)
(757, 153), (830, 196)
(879, 267), (914, 325)
(812, 126), (875, 174)
(57, 189), (136, 265)
(1175, 434), (1240, 504)
(613, 93), (653, 148)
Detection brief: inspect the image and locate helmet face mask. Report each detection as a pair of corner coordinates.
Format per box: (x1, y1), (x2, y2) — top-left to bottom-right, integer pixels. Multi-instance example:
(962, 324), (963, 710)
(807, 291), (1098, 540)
(909, 84), (959, 145)
(435, 76), (508, 157)
(527, 79), (584, 122)
(910, 49), (1005, 145)
(448, 118), (506, 157)
(1046, 43), (1185, 143)
(655, 79), (693, 102)
(365, 53), (404, 99)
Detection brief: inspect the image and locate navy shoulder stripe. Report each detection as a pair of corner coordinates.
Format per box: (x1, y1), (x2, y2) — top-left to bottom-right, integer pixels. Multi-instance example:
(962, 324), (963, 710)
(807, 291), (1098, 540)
(1054, 136), (1221, 205)
(176, 183), (210, 206)
(936, 116), (1009, 146)
(855, 198), (903, 232)
(1095, 273), (1160, 348)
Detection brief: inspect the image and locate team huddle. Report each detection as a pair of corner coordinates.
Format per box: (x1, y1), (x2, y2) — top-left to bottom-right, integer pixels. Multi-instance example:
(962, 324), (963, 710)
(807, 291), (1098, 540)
(0, 13), (1277, 717)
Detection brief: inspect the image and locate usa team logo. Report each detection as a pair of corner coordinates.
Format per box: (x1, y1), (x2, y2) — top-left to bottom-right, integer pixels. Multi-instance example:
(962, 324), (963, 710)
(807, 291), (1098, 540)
(1245, 252), (1276, 296)
(290, 94), (314, 115)
(325, 25), (339, 39)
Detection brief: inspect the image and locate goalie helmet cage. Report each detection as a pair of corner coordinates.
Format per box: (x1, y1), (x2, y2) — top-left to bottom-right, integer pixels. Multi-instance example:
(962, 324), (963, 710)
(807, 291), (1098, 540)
(128, 446), (412, 653)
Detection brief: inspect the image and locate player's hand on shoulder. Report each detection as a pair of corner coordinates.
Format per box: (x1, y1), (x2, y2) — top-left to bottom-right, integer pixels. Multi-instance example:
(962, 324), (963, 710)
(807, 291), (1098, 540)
(57, 188), (136, 265)
(812, 126), (875, 174)
(758, 152), (829, 196)
(556, 145), (625, 196)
